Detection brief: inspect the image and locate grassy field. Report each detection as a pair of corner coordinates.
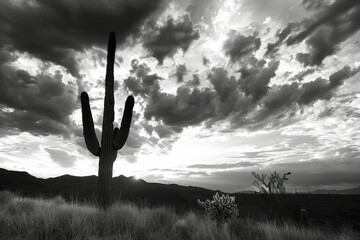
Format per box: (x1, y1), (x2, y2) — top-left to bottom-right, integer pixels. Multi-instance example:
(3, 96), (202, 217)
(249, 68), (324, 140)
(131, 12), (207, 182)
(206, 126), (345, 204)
(0, 191), (359, 240)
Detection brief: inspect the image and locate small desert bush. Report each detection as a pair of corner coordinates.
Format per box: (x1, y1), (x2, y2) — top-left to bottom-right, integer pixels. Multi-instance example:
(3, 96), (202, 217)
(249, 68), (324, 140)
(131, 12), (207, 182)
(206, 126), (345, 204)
(198, 192), (239, 224)
(0, 191), (359, 240)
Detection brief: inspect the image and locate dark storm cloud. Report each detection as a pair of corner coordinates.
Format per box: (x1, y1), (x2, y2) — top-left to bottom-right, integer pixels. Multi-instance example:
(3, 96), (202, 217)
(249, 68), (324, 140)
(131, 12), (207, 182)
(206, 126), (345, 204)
(45, 148), (75, 168)
(143, 15), (200, 64)
(223, 31), (261, 63)
(144, 85), (216, 127)
(0, 49), (78, 136)
(0, 0), (165, 78)
(287, 0), (360, 66)
(140, 51), (358, 131)
(174, 64), (187, 83)
(208, 68), (253, 119)
(238, 60), (280, 101)
(258, 66), (360, 117)
(142, 60), (275, 128)
(0, 67), (76, 123)
(299, 66), (359, 104)
(0, 109), (72, 137)
(124, 59), (162, 96)
(143, 65), (254, 128)
(262, 83), (300, 113)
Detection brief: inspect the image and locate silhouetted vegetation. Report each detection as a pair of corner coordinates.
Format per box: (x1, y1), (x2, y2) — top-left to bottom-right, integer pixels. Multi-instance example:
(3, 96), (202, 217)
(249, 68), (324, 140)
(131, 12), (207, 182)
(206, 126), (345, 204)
(81, 32), (134, 209)
(1, 191), (359, 240)
(198, 192), (239, 224)
(252, 171), (303, 224)
(1, 168), (360, 231)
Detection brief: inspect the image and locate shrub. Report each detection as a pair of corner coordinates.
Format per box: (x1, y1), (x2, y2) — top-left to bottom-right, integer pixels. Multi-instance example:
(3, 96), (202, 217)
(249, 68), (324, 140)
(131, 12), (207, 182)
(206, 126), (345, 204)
(251, 171), (301, 222)
(198, 192), (239, 224)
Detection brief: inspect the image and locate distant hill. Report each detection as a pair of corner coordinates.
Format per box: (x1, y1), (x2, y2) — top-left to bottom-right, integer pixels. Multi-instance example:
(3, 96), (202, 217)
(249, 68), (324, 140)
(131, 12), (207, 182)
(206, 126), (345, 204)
(1, 168), (360, 230)
(0, 168), (219, 212)
(311, 186), (360, 195)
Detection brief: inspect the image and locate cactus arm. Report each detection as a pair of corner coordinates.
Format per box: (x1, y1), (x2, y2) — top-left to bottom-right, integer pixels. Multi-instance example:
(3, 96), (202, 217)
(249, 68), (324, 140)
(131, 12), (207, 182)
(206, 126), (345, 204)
(113, 95), (134, 151)
(80, 92), (101, 156)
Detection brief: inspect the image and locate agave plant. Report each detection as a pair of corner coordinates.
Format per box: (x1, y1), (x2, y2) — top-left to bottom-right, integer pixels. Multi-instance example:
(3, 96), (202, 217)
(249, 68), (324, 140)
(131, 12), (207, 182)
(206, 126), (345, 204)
(197, 192), (239, 224)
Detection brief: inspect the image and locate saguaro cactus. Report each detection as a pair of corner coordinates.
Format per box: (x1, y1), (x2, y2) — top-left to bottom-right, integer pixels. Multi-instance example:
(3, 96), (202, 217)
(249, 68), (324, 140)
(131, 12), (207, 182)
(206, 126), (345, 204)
(81, 32), (134, 209)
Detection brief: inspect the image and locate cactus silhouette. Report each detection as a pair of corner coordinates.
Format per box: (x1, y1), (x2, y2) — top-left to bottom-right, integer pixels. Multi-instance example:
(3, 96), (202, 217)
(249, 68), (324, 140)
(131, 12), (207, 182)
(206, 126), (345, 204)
(81, 32), (134, 209)
(198, 192), (239, 224)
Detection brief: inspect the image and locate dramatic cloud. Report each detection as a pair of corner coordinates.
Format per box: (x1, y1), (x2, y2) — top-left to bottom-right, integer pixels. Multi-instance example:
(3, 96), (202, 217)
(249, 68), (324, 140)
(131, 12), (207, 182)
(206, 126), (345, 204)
(223, 32), (261, 63)
(0, 0), (165, 77)
(287, 0), (360, 66)
(238, 60), (280, 101)
(144, 85), (216, 127)
(132, 44), (358, 135)
(0, 49), (77, 136)
(143, 15), (200, 64)
(143, 61), (277, 128)
(208, 68), (253, 120)
(260, 66), (360, 117)
(300, 66), (359, 104)
(0, 109), (73, 137)
(124, 59), (162, 97)
(2, 0), (360, 192)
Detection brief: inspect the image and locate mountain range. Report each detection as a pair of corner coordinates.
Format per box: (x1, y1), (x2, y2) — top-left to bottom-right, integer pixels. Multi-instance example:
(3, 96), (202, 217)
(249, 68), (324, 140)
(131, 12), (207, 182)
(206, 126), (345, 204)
(0, 168), (221, 213)
(2, 167), (360, 230)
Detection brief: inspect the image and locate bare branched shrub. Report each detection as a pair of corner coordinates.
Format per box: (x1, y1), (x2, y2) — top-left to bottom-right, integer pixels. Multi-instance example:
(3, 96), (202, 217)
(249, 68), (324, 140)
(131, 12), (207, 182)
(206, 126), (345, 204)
(251, 171), (299, 222)
(252, 171), (291, 194)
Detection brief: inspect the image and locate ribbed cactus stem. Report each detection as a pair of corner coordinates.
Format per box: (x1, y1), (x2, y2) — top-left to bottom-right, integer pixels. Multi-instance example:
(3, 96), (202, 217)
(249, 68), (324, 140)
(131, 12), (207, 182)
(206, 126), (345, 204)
(81, 32), (134, 209)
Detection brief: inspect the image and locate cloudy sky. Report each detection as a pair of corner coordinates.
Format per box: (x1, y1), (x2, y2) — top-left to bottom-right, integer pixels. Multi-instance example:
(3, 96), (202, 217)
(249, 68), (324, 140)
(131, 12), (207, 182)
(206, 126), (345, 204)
(1, 0), (360, 193)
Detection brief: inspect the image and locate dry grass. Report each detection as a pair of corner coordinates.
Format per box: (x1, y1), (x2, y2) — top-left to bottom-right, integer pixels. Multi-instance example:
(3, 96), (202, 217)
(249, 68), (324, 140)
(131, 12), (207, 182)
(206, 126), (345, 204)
(0, 190), (358, 240)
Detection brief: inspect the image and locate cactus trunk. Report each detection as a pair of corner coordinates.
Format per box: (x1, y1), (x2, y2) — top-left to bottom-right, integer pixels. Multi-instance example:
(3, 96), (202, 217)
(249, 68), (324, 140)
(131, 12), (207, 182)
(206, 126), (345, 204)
(81, 32), (134, 210)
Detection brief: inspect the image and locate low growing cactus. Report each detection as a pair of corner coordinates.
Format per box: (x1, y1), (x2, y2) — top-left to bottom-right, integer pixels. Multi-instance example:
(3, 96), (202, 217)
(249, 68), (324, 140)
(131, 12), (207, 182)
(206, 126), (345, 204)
(197, 192), (239, 224)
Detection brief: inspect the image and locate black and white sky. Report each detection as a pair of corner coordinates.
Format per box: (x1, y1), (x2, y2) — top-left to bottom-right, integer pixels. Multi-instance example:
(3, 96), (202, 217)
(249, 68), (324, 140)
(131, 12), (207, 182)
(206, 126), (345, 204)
(1, 0), (360, 192)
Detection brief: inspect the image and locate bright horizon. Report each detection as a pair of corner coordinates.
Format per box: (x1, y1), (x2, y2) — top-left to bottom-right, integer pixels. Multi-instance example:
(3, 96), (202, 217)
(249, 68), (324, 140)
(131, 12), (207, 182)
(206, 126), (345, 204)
(1, 0), (360, 193)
